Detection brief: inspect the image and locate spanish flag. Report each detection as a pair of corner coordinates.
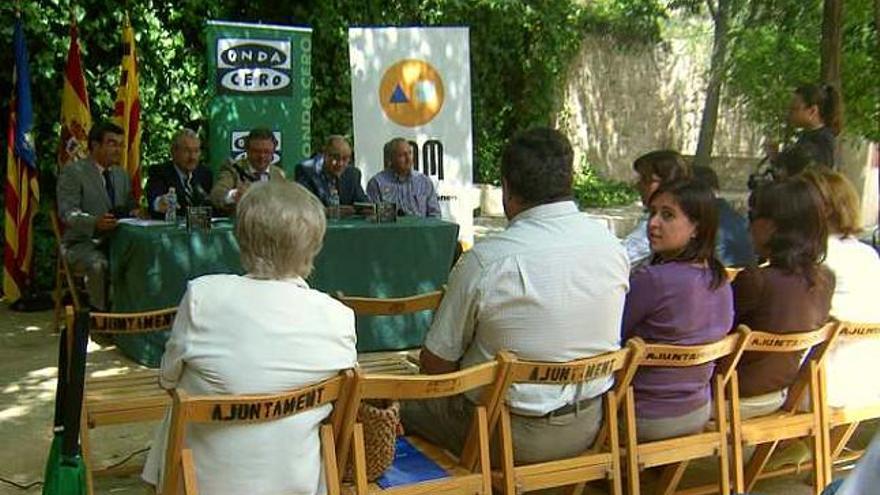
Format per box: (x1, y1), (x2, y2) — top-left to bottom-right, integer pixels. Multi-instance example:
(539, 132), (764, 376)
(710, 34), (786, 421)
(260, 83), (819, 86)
(3, 15), (39, 303)
(112, 14), (142, 201)
(57, 17), (91, 167)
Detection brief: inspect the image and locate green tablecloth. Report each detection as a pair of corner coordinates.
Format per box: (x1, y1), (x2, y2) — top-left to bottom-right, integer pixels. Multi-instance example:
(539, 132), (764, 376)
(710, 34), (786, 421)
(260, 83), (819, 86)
(111, 217), (459, 367)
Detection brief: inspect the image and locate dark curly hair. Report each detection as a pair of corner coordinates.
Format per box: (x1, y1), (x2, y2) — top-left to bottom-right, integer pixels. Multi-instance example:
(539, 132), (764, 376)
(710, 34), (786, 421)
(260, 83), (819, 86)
(750, 177), (830, 287)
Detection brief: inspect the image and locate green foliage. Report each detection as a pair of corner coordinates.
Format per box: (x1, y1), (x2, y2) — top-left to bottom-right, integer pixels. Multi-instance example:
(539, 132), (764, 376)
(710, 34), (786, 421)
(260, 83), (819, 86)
(724, 0), (880, 141)
(0, 0), (661, 293)
(573, 165), (639, 208)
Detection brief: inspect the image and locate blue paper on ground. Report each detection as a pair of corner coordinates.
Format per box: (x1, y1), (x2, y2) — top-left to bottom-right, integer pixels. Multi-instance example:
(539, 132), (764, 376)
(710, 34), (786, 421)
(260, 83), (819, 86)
(375, 437), (449, 488)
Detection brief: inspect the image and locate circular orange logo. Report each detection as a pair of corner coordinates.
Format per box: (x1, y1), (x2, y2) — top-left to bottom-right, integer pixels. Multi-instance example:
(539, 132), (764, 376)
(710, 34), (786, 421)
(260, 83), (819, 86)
(379, 59), (445, 127)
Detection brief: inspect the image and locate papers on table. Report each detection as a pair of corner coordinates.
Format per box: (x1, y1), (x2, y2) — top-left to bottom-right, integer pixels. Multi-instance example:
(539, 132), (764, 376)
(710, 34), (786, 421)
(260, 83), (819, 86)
(117, 218), (167, 227)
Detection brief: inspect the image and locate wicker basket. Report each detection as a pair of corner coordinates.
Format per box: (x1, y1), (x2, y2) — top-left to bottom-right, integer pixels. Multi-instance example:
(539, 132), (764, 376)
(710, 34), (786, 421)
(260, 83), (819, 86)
(344, 400), (400, 481)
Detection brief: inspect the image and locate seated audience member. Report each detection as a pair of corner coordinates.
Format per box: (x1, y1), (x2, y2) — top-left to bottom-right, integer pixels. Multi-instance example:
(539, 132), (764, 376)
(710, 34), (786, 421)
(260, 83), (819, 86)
(142, 181), (357, 494)
(692, 165), (755, 266)
(57, 121), (138, 310)
(295, 135), (368, 207)
(734, 178), (834, 419)
(623, 179), (733, 441)
(623, 150), (691, 268)
(146, 128), (213, 219)
(210, 128), (286, 215)
(404, 128), (628, 464)
(366, 137), (440, 217)
(801, 168), (880, 408)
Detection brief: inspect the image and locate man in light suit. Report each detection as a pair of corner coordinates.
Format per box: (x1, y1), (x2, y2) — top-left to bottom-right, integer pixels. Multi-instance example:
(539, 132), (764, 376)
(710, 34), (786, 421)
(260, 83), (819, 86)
(210, 128), (286, 216)
(57, 121), (138, 309)
(146, 128), (213, 219)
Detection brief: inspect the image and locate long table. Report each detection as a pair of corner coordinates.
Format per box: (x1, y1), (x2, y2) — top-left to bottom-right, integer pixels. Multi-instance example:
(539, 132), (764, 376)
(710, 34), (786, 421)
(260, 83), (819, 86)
(110, 217), (459, 367)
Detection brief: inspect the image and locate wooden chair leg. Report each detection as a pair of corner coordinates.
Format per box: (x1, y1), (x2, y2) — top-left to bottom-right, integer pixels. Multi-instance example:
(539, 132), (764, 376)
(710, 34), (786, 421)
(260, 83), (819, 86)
(352, 423), (369, 495)
(715, 376), (730, 495)
(816, 366), (832, 490)
(499, 407), (517, 495)
(657, 462), (688, 495)
(744, 441), (779, 493)
(181, 449), (199, 495)
(473, 407), (492, 495)
(321, 425), (340, 495)
(623, 387), (640, 495)
(606, 392), (623, 495)
(829, 423), (859, 460)
(729, 375), (744, 494)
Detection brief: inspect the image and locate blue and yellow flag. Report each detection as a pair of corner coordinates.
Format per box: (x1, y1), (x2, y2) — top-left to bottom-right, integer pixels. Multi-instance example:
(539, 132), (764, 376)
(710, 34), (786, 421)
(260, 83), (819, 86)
(3, 14), (39, 303)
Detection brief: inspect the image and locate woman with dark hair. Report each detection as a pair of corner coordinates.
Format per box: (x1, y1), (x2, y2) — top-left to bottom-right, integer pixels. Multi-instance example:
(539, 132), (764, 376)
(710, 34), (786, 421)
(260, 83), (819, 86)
(623, 150), (692, 268)
(771, 84), (842, 170)
(622, 179), (733, 440)
(734, 177), (835, 418)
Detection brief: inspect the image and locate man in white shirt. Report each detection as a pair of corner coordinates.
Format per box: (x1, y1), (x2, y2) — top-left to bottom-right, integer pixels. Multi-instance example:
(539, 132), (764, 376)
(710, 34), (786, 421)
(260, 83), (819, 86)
(404, 127), (629, 464)
(210, 128), (286, 215)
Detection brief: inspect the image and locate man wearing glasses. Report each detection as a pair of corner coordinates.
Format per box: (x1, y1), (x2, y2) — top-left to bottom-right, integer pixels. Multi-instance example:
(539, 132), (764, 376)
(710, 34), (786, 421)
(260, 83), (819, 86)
(295, 135), (368, 207)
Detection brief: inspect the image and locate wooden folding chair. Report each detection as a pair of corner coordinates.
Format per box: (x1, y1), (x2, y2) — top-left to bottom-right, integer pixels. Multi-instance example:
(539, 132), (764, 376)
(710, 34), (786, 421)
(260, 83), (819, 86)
(730, 322), (841, 495)
(491, 339), (645, 495)
(160, 371), (354, 495)
(336, 289), (445, 375)
(621, 327), (750, 495)
(64, 305), (177, 495)
(337, 360), (506, 494)
(50, 208), (82, 331)
(818, 321), (880, 482)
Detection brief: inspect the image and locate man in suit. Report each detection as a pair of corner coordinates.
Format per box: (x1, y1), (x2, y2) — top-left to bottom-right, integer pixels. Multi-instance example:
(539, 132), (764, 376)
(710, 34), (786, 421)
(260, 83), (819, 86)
(145, 129), (213, 219)
(57, 121), (138, 309)
(210, 127), (286, 215)
(295, 135), (368, 207)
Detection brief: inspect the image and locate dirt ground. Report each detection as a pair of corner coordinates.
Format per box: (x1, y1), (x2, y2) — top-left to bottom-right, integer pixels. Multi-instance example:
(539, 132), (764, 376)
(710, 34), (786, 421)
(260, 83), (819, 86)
(0, 302), (868, 495)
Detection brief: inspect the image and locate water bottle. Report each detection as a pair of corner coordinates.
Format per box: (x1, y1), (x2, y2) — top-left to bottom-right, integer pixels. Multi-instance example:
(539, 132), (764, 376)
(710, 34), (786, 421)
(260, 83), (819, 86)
(328, 186), (340, 220)
(165, 187), (178, 224)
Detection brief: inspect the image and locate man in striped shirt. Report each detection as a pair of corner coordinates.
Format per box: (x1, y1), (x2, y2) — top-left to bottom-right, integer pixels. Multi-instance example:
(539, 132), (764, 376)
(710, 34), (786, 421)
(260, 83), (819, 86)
(366, 137), (441, 217)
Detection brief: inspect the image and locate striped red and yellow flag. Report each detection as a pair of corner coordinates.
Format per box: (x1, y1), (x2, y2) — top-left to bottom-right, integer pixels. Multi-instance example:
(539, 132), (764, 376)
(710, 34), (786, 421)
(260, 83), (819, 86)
(3, 15), (39, 303)
(57, 17), (91, 167)
(112, 14), (142, 201)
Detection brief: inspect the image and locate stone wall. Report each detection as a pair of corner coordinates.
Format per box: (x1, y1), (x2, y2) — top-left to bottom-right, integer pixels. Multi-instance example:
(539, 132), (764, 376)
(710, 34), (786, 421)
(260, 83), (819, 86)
(557, 18), (764, 189)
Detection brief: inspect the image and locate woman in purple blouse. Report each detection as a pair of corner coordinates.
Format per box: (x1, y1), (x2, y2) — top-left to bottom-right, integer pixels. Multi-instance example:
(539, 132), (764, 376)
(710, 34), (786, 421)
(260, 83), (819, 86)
(622, 179), (734, 441)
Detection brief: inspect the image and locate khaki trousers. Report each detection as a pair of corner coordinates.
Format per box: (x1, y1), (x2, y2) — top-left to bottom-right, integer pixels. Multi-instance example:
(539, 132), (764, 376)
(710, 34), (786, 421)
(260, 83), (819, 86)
(400, 394), (603, 466)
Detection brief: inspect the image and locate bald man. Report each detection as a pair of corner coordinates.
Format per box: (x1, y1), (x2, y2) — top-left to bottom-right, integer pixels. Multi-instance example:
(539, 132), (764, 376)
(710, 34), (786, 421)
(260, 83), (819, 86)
(294, 135), (368, 206)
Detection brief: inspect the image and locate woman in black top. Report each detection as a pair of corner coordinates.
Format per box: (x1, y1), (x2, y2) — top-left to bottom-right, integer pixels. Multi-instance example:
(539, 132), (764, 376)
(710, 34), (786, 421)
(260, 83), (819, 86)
(783, 84), (842, 170)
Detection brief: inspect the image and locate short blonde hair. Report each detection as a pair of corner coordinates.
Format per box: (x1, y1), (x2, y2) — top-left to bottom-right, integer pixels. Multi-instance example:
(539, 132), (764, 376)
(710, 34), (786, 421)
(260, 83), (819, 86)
(235, 181), (326, 279)
(800, 168), (862, 236)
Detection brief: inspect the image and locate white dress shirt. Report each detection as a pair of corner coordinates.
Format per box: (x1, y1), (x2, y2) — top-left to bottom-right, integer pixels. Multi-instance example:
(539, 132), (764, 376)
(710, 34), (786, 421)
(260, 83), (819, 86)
(142, 274), (357, 495)
(823, 235), (880, 408)
(425, 201), (629, 415)
(622, 215), (651, 269)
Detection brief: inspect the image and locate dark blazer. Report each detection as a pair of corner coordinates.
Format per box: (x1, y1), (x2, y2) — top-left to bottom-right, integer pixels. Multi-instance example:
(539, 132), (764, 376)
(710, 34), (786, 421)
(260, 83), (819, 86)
(145, 162), (213, 219)
(294, 155), (369, 206)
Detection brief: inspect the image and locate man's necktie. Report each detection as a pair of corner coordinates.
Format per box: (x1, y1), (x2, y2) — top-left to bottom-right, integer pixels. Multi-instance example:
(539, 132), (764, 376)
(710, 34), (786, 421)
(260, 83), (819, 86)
(102, 169), (116, 207)
(182, 175), (194, 206)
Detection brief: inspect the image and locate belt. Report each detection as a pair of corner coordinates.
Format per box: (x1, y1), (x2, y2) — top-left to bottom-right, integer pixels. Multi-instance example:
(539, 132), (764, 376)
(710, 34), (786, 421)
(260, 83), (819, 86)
(511, 396), (599, 418)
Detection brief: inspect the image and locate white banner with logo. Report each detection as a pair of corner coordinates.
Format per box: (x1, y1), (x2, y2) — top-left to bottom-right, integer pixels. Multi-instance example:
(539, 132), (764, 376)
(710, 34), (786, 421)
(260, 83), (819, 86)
(348, 27), (475, 245)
